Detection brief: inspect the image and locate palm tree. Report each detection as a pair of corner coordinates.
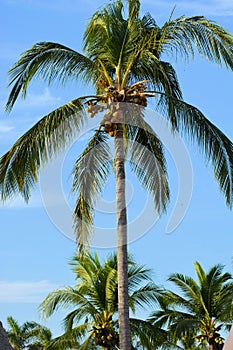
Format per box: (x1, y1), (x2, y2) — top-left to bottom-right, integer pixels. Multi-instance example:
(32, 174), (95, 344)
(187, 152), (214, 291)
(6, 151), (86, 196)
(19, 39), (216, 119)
(6, 317), (51, 350)
(1, 1), (233, 348)
(0, 321), (13, 350)
(40, 252), (164, 349)
(149, 262), (233, 350)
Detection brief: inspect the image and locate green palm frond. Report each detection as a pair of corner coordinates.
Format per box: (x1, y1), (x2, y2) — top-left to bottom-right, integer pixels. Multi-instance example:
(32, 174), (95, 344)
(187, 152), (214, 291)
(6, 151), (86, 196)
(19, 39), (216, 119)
(129, 283), (160, 312)
(6, 42), (96, 112)
(105, 267), (118, 312)
(39, 286), (95, 320)
(126, 120), (170, 214)
(152, 92), (233, 208)
(128, 263), (153, 288)
(160, 16), (233, 67)
(72, 130), (112, 250)
(130, 318), (168, 349)
(0, 98), (85, 202)
(45, 325), (88, 350)
(168, 273), (203, 311)
(71, 251), (101, 284)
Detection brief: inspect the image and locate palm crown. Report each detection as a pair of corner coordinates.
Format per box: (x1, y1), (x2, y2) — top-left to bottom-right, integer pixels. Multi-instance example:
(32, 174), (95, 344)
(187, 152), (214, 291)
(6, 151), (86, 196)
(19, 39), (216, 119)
(1, 0), (233, 216)
(39, 252), (163, 349)
(150, 262), (233, 350)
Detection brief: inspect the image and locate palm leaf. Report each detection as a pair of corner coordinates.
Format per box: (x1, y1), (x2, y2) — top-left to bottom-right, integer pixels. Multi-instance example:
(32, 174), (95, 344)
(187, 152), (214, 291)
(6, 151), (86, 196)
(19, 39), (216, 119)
(6, 42), (96, 112)
(0, 98), (85, 202)
(160, 15), (233, 68)
(151, 92), (233, 208)
(72, 130), (112, 250)
(130, 318), (168, 349)
(126, 119), (170, 214)
(39, 286), (96, 320)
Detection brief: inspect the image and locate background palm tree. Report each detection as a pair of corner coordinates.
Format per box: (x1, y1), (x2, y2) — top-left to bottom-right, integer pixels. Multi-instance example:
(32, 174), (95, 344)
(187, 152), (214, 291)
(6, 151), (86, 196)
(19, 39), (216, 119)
(40, 252), (164, 349)
(6, 317), (51, 350)
(1, 1), (233, 348)
(149, 262), (233, 350)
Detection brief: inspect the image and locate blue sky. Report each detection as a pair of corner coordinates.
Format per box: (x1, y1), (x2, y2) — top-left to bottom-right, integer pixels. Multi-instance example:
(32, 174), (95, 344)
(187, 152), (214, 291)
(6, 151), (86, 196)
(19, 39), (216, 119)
(0, 0), (233, 337)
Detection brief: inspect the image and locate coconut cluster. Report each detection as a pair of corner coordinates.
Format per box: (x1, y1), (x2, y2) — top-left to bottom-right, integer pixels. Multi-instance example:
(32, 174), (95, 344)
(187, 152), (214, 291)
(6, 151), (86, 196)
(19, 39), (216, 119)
(85, 81), (154, 136)
(89, 313), (119, 348)
(196, 333), (223, 345)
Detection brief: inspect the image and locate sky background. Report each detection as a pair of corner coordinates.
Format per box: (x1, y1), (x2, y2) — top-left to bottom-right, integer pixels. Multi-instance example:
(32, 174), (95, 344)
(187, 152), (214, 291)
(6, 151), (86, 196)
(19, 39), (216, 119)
(0, 0), (233, 338)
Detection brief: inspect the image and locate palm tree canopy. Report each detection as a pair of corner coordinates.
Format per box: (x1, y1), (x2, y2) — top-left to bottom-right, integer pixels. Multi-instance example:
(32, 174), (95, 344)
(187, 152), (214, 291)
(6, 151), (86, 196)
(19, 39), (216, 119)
(149, 262), (233, 348)
(6, 317), (51, 350)
(39, 252), (163, 349)
(1, 0), (233, 247)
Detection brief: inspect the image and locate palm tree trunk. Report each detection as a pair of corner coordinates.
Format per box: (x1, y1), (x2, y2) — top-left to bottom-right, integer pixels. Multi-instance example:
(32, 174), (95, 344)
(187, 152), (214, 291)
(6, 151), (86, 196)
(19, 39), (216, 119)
(115, 125), (131, 350)
(0, 321), (13, 350)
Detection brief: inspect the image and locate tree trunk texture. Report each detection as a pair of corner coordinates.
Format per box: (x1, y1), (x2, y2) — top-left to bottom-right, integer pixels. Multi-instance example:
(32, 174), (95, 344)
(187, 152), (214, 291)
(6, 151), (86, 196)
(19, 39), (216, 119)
(0, 322), (13, 350)
(115, 126), (131, 350)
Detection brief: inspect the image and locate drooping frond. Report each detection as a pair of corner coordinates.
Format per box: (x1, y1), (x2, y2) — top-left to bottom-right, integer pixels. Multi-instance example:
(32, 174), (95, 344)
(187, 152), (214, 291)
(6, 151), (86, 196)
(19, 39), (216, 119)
(39, 286), (98, 323)
(6, 42), (96, 112)
(152, 92), (233, 208)
(45, 325), (90, 350)
(130, 318), (168, 349)
(129, 283), (161, 312)
(72, 130), (112, 250)
(160, 15), (233, 68)
(0, 99), (85, 202)
(125, 115), (170, 214)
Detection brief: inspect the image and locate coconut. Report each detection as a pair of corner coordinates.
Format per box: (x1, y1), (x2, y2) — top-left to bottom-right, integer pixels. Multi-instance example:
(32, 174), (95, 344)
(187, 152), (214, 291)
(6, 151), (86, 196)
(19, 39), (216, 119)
(134, 97), (141, 104)
(105, 121), (112, 128)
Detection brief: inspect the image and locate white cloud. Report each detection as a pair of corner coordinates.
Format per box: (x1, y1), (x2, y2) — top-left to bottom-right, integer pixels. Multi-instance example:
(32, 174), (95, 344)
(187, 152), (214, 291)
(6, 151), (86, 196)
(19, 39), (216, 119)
(0, 125), (14, 133)
(0, 280), (58, 303)
(17, 88), (61, 109)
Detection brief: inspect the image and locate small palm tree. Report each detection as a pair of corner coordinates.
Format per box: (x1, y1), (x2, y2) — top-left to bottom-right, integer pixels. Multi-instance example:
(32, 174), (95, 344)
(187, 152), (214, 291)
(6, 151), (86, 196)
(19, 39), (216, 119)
(6, 317), (51, 350)
(1, 1), (233, 348)
(40, 252), (164, 349)
(149, 262), (233, 350)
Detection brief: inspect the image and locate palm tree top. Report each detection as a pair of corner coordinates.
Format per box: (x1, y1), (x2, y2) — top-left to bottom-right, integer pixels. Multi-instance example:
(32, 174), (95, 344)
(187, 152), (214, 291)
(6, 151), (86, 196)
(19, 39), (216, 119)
(5, 0), (233, 112)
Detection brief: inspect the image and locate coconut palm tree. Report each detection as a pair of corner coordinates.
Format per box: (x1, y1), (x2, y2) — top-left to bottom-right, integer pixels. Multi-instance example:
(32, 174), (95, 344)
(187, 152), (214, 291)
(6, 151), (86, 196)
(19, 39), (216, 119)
(6, 317), (52, 350)
(1, 1), (233, 348)
(149, 262), (233, 350)
(40, 252), (164, 349)
(0, 321), (14, 350)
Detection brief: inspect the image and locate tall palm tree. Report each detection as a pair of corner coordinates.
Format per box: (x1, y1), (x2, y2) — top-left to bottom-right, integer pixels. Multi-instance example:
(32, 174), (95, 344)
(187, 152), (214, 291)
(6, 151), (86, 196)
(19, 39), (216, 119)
(6, 317), (51, 350)
(40, 252), (164, 349)
(149, 262), (233, 350)
(1, 1), (233, 348)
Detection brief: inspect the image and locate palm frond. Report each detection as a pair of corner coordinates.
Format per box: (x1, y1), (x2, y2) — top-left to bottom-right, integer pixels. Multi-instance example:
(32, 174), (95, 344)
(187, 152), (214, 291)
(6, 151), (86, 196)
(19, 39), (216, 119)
(0, 98), (85, 202)
(160, 15), (233, 68)
(72, 130), (112, 250)
(129, 283), (161, 311)
(6, 42), (96, 112)
(126, 117), (170, 214)
(130, 317), (168, 349)
(39, 286), (88, 319)
(45, 325), (89, 350)
(152, 92), (233, 208)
